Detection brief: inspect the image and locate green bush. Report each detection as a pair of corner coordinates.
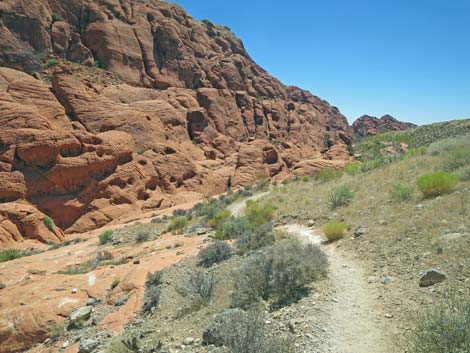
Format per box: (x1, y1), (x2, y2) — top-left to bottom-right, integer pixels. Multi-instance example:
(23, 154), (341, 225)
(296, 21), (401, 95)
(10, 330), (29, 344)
(236, 222), (275, 255)
(214, 217), (251, 240)
(45, 58), (59, 68)
(391, 183), (413, 202)
(407, 296), (469, 353)
(43, 216), (55, 231)
(208, 209), (231, 228)
(197, 241), (232, 267)
(51, 12), (63, 22)
(135, 231), (150, 243)
(315, 168), (342, 182)
(302, 175), (310, 182)
(99, 230), (114, 245)
(360, 158), (383, 172)
(233, 238), (328, 309)
(322, 221), (348, 242)
(344, 162), (361, 176)
(244, 200), (274, 226)
(58, 258), (99, 275)
(0, 249), (22, 263)
(328, 185), (353, 209)
(417, 172), (459, 198)
(167, 216), (188, 234)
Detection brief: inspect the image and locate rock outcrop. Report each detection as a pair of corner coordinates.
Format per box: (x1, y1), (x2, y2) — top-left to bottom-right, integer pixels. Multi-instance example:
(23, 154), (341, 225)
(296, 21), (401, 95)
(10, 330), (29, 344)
(352, 115), (416, 137)
(0, 0), (352, 243)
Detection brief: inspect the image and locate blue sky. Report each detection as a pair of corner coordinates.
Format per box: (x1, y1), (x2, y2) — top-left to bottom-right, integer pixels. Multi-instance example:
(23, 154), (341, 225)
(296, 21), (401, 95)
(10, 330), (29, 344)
(175, 0), (470, 125)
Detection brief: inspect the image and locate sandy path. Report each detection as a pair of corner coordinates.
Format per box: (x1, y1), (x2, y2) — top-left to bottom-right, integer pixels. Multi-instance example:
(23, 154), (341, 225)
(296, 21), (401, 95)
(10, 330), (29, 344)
(280, 224), (388, 353)
(228, 190), (271, 216)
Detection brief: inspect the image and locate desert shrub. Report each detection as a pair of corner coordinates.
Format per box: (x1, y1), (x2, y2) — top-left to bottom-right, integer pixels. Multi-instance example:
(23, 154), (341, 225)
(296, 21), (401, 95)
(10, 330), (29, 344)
(244, 200), (274, 225)
(187, 271), (216, 304)
(322, 221), (348, 242)
(215, 216), (251, 240)
(135, 231), (150, 243)
(236, 222), (275, 254)
(51, 12), (63, 22)
(407, 296), (469, 353)
(328, 185), (353, 209)
(198, 204), (223, 219)
(48, 322), (64, 340)
(254, 174), (270, 191)
(360, 158), (383, 172)
(269, 239), (328, 307)
(99, 230), (114, 245)
(43, 216), (55, 231)
(233, 238), (328, 309)
(208, 209), (231, 228)
(143, 271), (163, 313)
(344, 162), (361, 176)
(167, 216), (188, 234)
(197, 241), (232, 267)
(45, 58), (59, 68)
(417, 172), (459, 198)
(0, 249), (21, 263)
(302, 175), (310, 182)
(442, 147), (470, 171)
(315, 168), (342, 182)
(58, 258), (98, 275)
(204, 309), (292, 353)
(0, 283), (6, 290)
(405, 146), (428, 157)
(172, 208), (187, 217)
(391, 183), (413, 202)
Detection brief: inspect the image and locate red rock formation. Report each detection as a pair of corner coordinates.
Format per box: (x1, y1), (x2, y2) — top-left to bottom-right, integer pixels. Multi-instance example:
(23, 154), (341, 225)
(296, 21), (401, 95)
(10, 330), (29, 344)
(0, 0), (353, 243)
(352, 114), (417, 137)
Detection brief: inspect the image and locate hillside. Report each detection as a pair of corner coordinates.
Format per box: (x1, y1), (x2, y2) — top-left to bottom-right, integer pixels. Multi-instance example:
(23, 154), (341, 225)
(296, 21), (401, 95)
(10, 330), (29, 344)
(0, 0), (352, 245)
(1, 126), (468, 353)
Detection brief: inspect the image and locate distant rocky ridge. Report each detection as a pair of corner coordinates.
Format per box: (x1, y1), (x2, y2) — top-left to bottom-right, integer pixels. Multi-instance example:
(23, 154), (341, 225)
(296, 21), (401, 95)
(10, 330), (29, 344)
(352, 114), (417, 138)
(0, 0), (352, 245)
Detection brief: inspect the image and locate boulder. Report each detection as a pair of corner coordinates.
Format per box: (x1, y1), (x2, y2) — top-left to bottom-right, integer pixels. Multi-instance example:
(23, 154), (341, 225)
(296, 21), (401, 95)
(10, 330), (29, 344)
(419, 269), (447, 287)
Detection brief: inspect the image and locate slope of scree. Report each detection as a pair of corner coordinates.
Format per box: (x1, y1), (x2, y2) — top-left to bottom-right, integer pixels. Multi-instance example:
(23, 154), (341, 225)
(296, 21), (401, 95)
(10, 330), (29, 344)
(0, 0), (352, 244)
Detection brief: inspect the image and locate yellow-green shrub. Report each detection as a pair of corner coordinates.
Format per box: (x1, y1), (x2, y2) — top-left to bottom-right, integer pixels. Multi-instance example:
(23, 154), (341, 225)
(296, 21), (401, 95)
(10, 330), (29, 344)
(322, 222), (347, 242)
(417, 172), (459, 198)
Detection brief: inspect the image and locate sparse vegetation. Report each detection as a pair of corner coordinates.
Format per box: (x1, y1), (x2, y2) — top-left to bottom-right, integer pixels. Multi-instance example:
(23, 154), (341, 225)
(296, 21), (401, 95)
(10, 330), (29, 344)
(197, 241), (232, 267)
(135, 231), (150, 243)
(45, 57), (59, 68)
(99, 230), (114, 245)
(315, 168), (343, 182)
(391, 183), (413, 202)
(167, 216), (188, 234)
(328, 185), (353, 209)
(407, 296), (470, 353)
(51, 12), (63, 22)
(0, 249), (21, 263)
(417, 172), (459, 198)
(143, 271), (163, 314)
(187, 271), (216, 304)
(322, 221), (348, 242)
(344, 162), (361, 176)
(214, 216), (251, 240)
(48, 322), (64, 340)
(244, 200), (274, 226)
(205, 310), (292, 353)
(233, 238), (328, 309)
(235, 221), (275, 254)
(43, 216), (54, 232)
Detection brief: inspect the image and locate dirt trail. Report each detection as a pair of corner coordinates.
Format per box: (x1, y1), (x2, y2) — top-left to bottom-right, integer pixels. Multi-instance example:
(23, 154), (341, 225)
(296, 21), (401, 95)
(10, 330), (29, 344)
(280, 224), (388, 353)
(228, 190), (271, 216)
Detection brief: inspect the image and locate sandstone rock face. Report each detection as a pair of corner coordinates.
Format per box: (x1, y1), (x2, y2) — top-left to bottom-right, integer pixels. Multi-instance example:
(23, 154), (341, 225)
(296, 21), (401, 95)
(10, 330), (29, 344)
(352, 115), (417, 137)
(0, 0), (353, 243)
